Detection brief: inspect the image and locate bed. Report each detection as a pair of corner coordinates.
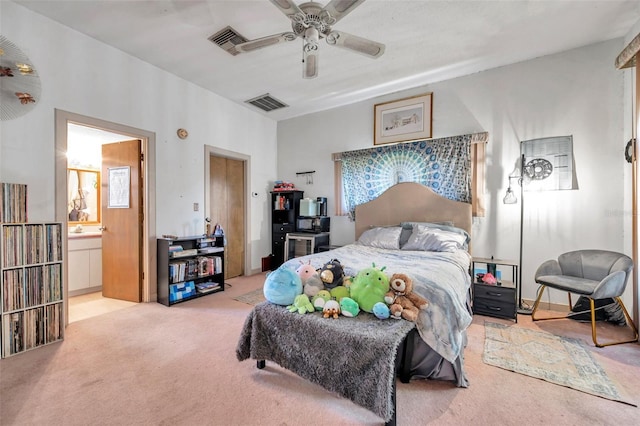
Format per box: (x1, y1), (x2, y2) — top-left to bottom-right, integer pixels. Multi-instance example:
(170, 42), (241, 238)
(237, 182), (473, 423)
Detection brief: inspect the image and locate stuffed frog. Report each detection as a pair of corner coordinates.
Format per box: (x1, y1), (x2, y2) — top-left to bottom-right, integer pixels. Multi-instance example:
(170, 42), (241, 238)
(339, 297), (360, 317)
(312, 290), (332, 311)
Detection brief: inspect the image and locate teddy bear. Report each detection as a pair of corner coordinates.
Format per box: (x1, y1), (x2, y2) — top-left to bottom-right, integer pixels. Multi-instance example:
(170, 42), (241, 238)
(384, 273), (429, 322)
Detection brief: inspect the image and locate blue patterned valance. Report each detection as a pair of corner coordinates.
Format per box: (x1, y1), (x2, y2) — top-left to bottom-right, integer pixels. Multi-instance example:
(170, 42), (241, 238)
(341, 134), (473, 216)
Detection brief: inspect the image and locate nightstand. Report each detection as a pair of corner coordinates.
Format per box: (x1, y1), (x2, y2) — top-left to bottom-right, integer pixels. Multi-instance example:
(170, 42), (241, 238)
(471, 257), (518, 322)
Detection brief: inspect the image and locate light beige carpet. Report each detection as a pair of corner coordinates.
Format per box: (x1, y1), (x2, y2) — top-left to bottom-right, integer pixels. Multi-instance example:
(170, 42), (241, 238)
(483, 321), (636, 406)
(232, 287), (265, 306)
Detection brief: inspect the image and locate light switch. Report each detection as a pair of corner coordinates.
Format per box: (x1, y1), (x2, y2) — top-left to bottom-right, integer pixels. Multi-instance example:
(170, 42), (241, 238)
(193, 203), (199, 211)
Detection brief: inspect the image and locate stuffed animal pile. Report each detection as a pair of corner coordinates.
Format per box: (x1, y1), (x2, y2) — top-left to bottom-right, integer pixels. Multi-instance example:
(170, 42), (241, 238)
(262, 260), (429, 322)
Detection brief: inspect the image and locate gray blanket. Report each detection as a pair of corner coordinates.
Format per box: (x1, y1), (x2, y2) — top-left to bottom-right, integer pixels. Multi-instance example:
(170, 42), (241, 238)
(236, 302), (416, 422)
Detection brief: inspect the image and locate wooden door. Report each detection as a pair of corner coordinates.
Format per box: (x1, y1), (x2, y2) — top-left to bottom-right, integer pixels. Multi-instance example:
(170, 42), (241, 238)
(101, 140), (142, 302)
(210, 156), (244, 278)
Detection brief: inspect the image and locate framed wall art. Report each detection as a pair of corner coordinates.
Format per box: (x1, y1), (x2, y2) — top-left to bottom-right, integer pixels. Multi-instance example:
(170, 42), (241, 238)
(107, 166), (130, 208)
(374, 93), (432, 145)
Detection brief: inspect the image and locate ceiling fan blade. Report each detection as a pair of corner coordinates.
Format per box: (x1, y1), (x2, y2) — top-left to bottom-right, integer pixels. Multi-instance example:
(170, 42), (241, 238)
(269, 0), (305, 22)
(322, 0), (366, 24)
(325, 30), (385, 58)
(235, 32), (297, 53)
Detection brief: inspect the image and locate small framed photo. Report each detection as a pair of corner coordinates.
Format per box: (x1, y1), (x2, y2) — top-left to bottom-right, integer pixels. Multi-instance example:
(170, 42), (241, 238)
(374, 93), (433, 145)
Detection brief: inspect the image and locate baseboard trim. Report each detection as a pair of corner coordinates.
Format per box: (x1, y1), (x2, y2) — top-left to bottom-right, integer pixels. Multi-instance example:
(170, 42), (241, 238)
(69, 286), (102, 297)
(522, 298), (569, 313)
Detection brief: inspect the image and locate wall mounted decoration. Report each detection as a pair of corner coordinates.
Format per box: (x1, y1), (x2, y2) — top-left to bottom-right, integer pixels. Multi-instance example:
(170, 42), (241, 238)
(0, 35), (41, 121)
(107, 166), (130, 208)
(177, 128), (189, 139)
(374, 93), (432, 145)
(521, 135), (576, 191)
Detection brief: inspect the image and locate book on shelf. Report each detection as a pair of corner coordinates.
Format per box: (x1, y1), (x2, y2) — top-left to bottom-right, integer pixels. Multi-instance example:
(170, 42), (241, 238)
(168, 244), (184, 253)
(197, 256), (214, 276)
(195, 281), (220, 293)
(170, 249), (198, 258)
(198, 246), (223, 254)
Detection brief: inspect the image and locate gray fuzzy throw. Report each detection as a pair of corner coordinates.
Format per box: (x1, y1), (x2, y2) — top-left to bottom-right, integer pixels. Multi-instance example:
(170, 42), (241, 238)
(236, 302), (415, 422)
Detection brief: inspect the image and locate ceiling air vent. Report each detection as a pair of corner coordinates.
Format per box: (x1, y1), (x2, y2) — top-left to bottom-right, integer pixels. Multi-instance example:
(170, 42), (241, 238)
(245, 94), (288, 112)
(208, 26), (248, 56)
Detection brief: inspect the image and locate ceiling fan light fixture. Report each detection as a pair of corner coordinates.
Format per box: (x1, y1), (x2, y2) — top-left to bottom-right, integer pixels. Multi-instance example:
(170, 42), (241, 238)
(303, 53), (318, 79)
(304, 27), (319, 46)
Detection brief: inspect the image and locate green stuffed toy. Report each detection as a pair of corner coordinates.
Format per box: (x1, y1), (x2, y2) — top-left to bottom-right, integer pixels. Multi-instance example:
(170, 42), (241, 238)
(339, 297), (360, 317)
(329, 285), (350, 302)
(349, 263), (390, 313)
(287, 293), (315, 314)
(312, 290), (332, 311)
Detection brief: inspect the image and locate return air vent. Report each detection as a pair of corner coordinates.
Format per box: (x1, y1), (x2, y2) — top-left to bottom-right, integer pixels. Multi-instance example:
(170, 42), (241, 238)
(245, 94), (288, 112)
(208, 26), (248, 56)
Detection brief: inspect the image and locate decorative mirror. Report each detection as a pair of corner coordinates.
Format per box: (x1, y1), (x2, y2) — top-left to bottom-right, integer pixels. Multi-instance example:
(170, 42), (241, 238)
(68, 168), (101, 224)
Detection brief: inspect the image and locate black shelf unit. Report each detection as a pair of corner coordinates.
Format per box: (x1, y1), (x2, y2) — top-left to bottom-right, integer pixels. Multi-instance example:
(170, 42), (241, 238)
(471, 257), (518, 322)
(157, 236), (225, 306)
(270, 190), (303, 268)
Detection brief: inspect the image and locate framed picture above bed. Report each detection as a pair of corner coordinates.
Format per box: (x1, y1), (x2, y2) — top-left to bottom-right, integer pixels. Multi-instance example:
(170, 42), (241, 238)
(374, 92), (432, 145)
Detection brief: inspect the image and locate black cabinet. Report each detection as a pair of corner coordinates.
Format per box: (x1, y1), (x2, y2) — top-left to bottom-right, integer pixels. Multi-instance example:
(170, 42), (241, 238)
(270, 190), (303, 268)
(157, 236), (225, 306)
(471, 257), (518, 322)
(473, 283), (517, 321)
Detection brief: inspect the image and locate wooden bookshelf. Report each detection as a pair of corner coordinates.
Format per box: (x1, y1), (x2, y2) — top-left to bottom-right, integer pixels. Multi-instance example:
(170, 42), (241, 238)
(1, 223), (64, 357)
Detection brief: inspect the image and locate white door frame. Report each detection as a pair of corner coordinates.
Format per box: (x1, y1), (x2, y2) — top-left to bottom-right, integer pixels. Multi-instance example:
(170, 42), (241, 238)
(54, 110), (157, 323)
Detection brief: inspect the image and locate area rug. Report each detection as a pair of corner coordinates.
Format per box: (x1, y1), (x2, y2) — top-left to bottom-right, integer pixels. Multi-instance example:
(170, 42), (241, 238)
(483, 321), (636, 406)
(232, 288), (265, 306)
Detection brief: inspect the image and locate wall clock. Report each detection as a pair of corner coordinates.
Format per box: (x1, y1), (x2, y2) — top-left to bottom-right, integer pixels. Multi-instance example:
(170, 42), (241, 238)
(177, 128), (188, 139)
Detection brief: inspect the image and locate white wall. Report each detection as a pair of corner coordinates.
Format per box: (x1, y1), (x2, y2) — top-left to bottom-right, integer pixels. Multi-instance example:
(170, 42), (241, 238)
(0, 2), (278, 272)
(278, 39), (628, 306)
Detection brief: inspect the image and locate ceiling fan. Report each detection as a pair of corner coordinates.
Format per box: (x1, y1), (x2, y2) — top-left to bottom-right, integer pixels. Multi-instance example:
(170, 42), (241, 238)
(234, 0), (385, 79)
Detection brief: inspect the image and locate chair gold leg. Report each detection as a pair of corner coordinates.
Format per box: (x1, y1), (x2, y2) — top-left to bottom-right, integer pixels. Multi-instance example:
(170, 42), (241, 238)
(591, 297), (639, 348)
(531, 285), (570, 321)
(533, 288), (638, 347)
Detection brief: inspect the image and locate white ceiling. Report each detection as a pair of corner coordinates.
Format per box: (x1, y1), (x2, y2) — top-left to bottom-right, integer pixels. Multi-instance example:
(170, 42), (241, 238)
(13, 0), (640, 121)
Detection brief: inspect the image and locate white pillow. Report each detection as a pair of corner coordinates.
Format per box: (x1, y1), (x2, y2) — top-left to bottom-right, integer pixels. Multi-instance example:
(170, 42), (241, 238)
(401, 224), (467, 252)
(357, 226), (402, 249)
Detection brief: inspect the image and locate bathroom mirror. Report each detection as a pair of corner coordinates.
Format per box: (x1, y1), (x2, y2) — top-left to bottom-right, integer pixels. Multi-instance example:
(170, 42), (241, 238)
(68, 168), (101, 224)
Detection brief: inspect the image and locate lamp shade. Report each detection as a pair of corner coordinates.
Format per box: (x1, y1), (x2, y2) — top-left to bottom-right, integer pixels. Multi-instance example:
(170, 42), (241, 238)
(503, 187), (517, 204)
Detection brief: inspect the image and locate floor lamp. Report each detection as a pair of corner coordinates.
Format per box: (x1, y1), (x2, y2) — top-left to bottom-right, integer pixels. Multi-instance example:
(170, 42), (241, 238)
(503, 154), (532, 315)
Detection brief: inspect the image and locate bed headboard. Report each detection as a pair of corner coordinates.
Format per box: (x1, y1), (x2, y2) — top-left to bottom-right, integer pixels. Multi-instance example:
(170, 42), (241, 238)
(354, 182), (472, 239)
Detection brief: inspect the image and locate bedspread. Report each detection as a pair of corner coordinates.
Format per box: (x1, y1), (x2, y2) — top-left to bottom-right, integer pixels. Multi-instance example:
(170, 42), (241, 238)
(283, 244), (472, 363)
(236, 302), (415, 422)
